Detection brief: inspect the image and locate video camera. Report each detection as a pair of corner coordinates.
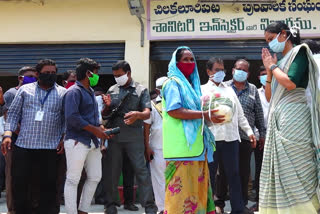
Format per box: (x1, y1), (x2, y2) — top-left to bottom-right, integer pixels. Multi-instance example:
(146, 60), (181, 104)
(105, 127), (120, 136)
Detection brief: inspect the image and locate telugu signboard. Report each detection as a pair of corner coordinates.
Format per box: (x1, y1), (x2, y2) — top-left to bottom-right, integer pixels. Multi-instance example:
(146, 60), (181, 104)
(147, 0), (320, 40)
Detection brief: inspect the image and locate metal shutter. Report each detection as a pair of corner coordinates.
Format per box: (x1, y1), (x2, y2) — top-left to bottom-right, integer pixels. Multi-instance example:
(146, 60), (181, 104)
(0, 43), (125, 76)
(150, 40), (267, 61)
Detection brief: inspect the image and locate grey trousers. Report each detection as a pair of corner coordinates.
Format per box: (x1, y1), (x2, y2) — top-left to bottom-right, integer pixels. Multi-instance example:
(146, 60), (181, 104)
(102, 140), (157, 213)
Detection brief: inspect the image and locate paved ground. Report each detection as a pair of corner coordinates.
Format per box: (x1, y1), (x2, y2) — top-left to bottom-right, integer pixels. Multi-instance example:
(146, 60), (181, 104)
(0, 192), (258, 214)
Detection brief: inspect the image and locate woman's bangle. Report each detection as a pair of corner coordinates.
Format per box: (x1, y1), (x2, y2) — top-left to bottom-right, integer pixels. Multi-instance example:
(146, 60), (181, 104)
(266, 81), (271, 84)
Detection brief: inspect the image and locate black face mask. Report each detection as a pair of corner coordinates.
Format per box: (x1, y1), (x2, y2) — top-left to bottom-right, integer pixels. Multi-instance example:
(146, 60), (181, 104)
(39, 73), (57, 87)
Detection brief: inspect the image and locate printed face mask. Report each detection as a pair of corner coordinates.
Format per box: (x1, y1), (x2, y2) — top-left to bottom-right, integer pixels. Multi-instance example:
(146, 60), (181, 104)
(210, 71), (225, 83)
(233, 69), (248, 82)
(22, 76), (37, 85)
(269, 33), (290, 53)
(177, 62), (195, 79)
(88, 72), (99, 87)
(115, 73), (129, 86)
(260, 75), (267, 86)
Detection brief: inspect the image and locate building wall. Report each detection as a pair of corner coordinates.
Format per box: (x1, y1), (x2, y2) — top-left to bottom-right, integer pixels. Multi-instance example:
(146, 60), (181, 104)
(0, 0), (150, 87)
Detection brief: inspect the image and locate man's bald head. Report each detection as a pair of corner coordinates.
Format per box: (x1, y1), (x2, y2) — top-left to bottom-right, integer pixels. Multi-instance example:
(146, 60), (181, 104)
(234, 59), (250, 73)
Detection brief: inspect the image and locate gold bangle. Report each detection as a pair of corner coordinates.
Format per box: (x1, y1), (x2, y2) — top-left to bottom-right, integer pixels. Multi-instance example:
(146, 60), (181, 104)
(266, 81), (271, 84)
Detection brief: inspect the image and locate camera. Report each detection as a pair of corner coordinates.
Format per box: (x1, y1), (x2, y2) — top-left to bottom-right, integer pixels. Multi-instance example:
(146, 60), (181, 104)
(105, 127), (120, 136)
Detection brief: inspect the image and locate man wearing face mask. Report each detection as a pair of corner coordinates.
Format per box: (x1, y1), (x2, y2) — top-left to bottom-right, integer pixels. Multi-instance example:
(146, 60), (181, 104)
(201, 58), (255, 214)
(1, 59), (66, 214)
(224, 59), (265, 213)
(62, 70), (77, 89)
(143, 76), (168, 214)
(64, 58), (111, 214)
(101, 60), (157, 214)
(2, 66), (38, 214)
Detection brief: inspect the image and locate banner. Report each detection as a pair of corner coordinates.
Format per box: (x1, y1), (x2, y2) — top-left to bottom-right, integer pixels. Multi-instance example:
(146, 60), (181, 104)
(147, 0), (320, 40)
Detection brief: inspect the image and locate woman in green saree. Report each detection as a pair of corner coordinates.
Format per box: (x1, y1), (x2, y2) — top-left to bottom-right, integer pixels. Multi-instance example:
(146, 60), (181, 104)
(260, 22), (320, 214)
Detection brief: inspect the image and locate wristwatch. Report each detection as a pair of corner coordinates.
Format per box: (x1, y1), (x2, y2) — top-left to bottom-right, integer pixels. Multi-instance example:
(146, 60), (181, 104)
(270, 64), (278, 71)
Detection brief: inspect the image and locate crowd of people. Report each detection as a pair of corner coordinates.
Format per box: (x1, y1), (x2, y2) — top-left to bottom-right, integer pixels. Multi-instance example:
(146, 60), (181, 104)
(0, 21), (319, 214)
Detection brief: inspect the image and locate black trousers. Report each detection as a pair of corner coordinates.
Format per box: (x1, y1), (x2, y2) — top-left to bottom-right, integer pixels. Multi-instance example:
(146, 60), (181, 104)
(12, 145), (57, 214)
(123, 151), (135, 205)
(253, 142), (264, 202)
(210, 141), (244, 214)
(239, 139), (253, 206)
(103, 140), (157, 213)
(214, 140), (252, 207)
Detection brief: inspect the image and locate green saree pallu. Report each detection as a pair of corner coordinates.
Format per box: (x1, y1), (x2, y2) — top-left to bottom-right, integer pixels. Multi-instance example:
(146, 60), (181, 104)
(259, 44), (320, 214)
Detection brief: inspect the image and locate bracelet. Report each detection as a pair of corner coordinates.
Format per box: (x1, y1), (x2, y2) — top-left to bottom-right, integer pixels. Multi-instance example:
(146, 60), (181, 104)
(270, 64), (278, 71)
(2, 135), (11, 141)
(266, 81), (271, 84)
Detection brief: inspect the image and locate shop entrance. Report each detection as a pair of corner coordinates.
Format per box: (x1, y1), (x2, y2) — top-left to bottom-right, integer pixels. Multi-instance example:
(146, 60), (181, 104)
(0, 43), (124, 91)
(150, 40), (267, 89)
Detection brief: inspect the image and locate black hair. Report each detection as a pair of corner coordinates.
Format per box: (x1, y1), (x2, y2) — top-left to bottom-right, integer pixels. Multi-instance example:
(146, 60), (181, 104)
(176, 48), (189, 62)
(265, 22), (301, 45)
(62, 70), (76, 81)
(18, 66), (36, 76)
(35, 59), (57, 73)
(149, 90), (158, 100)
(112, 60), (131, 73)
(259, 65), (266, 73)
(76, 58), (100, 81)
(302, 39), (320, 54)
(206, 57), (224, 70)
(234, 59), (250, 69)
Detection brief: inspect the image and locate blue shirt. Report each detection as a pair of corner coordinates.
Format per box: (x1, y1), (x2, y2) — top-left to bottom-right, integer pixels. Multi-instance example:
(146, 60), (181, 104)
(64, 81), (100, 148)
(163, 80), (207, 161)
(5, 82), (66, 149)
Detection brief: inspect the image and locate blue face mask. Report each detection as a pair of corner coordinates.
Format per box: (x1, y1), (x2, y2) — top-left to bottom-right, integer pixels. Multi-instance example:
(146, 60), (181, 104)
(260, 75), (267, 86)
(269, 33), (290, 53)
(210, 70), (225, 83)
(233, 69), (248, 82)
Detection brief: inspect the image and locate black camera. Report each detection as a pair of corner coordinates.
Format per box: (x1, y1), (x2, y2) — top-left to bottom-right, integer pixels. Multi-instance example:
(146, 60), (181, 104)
(105, 127), (120, 136)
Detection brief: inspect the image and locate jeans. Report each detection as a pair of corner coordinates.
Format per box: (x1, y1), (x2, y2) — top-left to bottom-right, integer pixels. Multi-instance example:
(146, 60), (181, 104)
(64, 140), (102, 214)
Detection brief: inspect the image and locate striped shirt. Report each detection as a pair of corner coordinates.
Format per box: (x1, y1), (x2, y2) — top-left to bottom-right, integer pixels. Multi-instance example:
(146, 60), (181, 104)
(5, 82), (66, 149)
(226, 80), (266, 140)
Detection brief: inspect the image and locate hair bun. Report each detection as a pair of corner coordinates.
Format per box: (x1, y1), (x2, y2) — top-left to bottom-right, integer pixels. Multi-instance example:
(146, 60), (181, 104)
(290, 25), (300, 38)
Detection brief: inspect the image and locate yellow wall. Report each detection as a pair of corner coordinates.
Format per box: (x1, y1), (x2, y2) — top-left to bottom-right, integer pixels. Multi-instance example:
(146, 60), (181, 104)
(0, 0), (150, 87)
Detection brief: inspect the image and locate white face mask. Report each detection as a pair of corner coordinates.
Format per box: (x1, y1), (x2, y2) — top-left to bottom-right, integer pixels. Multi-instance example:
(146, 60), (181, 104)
(114, 73), (128, 86)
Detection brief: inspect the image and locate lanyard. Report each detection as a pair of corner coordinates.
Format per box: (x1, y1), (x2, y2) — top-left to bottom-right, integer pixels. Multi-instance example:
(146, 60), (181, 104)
(39, 88), (53, 109)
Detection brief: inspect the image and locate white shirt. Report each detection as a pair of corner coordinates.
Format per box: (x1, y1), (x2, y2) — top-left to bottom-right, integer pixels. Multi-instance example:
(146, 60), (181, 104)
(255, 87), (270, 138)
(95, 95), (103, 123)
(201, 81), (253, 142)
(258, 87), (269, 128)
(144, 99), (163, 150)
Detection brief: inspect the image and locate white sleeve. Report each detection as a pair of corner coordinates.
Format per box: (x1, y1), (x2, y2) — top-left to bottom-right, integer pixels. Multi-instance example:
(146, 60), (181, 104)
(144, 104), (154, 124)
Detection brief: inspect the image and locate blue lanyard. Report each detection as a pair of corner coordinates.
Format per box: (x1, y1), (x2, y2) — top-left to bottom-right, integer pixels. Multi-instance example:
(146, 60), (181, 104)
(39, 88), (53, 109)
